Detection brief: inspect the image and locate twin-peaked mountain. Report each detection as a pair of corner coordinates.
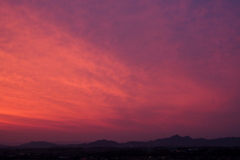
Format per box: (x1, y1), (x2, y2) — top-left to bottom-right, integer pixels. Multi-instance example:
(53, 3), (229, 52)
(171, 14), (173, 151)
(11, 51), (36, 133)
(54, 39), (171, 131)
(2, 135), (240, 149)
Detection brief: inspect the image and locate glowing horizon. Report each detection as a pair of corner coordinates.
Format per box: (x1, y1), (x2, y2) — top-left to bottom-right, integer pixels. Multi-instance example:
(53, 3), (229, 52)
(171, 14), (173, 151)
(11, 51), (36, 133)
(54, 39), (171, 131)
(1, 0), (240, 144)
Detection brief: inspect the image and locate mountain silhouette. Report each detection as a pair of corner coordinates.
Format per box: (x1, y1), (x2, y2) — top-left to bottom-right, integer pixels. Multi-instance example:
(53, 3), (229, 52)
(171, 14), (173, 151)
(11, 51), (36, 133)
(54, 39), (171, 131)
(121, 141), (148, 147)
(0, 144), (11, 148)
(84, 139), (119, 148)
(149, 134), (194, 147)
(17, 141), (59, 148)
(1, 135), (240, 149)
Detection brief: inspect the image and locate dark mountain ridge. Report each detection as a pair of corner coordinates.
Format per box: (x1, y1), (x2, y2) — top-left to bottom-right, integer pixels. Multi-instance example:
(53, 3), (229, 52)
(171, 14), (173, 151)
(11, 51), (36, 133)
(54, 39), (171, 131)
(83, 139), (119, 148)
(1, 135), (240, 149)
(17, 141), (59, 148)
(0, 144), (12, 149)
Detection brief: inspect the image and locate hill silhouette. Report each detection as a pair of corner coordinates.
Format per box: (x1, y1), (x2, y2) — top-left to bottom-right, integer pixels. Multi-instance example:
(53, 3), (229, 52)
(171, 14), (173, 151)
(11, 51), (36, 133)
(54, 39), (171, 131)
(0, 144), (11, 149)
(1, 135), (240, 149)
(17, 141), (59, 148)
(83, 139), (119, 148)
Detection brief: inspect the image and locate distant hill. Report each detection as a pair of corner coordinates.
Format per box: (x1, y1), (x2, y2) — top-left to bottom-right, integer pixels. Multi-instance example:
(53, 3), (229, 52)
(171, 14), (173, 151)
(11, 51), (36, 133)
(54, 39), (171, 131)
(0, 144), (11, 148)
(149, 135), (194, 147)
(1, 135), (240, 149)
(150, 135), (240, 147)
(121, 141), (148, 148)
(81, 135), (240, 148)
(83, 140), (119, 148)
(17, 141), (59, 148)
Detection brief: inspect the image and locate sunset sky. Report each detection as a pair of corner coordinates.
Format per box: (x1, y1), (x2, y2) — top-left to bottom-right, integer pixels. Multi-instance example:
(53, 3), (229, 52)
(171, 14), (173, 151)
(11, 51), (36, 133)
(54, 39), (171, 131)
(1, 0), (240, 144)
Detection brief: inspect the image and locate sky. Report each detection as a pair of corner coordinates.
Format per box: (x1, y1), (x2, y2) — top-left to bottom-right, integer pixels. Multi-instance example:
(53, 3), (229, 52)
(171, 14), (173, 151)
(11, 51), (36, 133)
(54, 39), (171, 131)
(0, 0), (240, 144)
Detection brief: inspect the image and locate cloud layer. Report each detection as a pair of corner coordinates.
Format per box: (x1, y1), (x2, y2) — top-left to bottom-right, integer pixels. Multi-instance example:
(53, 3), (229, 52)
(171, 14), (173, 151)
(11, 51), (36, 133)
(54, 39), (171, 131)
(0, 0), (240, 143)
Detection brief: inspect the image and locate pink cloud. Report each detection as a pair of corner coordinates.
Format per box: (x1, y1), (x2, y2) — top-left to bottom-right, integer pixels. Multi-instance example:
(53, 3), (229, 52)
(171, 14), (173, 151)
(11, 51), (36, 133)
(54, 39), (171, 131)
(0, 0), (240, 143)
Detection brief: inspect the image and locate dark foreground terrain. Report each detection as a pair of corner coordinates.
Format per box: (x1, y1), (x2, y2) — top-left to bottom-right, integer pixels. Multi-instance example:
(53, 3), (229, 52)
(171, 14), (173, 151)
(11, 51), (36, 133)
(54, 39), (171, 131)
(0, 147), (240, 160)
